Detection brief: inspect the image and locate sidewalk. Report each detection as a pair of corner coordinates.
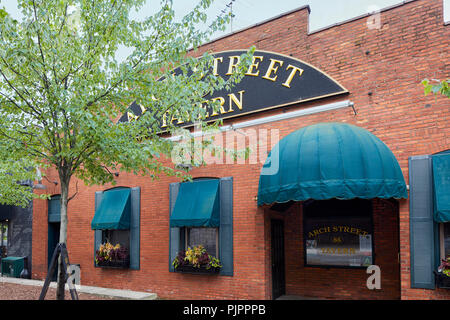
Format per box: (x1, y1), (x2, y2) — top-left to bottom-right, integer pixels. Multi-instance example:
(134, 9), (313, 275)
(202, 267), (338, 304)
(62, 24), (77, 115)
(0, 276), (157, 300)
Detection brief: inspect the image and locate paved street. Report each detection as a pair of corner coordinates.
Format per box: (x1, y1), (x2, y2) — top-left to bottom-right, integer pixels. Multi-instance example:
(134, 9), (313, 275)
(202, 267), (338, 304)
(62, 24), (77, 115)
(0, 282), (118, 300)
(0, 276), (157, 300)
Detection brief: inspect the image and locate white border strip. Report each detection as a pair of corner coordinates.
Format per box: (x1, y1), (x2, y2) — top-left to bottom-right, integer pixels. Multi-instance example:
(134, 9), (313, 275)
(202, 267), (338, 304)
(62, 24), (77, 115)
(169, 100), (353, 141)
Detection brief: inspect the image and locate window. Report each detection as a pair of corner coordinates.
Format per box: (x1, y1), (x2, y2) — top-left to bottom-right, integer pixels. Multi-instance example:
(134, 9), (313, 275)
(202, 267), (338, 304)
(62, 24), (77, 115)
(169, 177), (234, 276)
(440, 223), (450, 259)
(303, 199), (373, 268)
(186, 227), (218, 257)
(102, 229), (130, 251)
(93, 187), (141, 270)
(0, 220), (8, 247)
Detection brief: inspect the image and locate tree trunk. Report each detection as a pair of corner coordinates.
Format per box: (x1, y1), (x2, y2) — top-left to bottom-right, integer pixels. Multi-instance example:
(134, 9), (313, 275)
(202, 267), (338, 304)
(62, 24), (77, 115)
(56, 177), (70, 300)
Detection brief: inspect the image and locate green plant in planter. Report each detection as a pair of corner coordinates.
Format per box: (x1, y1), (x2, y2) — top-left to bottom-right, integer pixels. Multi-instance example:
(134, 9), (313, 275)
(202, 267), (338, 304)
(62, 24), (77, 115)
(95, 242), (128, 265)
(208, 256), (222, 270)
(172, 245), (222, 270)
(438, 255), (450, 277)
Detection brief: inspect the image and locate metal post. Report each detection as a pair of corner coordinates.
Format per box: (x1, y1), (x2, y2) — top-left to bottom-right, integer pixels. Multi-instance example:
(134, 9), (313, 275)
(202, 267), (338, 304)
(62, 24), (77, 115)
(38, 243), (79, 300)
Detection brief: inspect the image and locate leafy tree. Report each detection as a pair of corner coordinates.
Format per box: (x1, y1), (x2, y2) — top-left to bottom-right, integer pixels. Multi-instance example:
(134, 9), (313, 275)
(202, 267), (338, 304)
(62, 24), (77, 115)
(422, 78), (450, 98)
(0, 0), (252, 299)
(0, 153), (44, 208)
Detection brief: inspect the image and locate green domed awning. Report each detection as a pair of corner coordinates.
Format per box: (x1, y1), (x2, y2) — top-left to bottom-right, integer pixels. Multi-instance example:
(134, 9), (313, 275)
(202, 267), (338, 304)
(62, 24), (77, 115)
(257, 123), (407, 206)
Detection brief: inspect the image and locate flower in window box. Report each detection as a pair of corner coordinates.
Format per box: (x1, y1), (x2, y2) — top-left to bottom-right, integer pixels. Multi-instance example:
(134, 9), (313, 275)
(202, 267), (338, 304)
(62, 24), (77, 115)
(434, 255), (450, 289)
(438, 255), (450, 277)
(95, 242), (129, 268)
(172, 245), (222, 272)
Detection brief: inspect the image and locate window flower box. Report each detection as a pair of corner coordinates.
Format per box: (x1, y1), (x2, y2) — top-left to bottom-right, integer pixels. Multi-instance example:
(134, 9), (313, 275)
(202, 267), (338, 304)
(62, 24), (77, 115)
(435, 271), (450, 289)
(95, 242), (130, 269)
(435, 255), (450, 289)
(172, 245), (222, 275)
(96, 257), (130, 269)
(175, 264), (221, 274)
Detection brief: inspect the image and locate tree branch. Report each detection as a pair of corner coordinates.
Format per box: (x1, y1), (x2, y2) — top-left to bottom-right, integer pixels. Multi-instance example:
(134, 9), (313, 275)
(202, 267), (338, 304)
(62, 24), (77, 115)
(0, 128), (49, 160)
(68, 180), (78, 202)
(0, 68), (39, 114)
(31, 0), (51, 87)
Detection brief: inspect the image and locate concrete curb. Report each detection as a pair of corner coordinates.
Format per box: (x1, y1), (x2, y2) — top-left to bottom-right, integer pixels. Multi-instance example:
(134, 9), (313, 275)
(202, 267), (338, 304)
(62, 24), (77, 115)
(0, 276), (157, 300)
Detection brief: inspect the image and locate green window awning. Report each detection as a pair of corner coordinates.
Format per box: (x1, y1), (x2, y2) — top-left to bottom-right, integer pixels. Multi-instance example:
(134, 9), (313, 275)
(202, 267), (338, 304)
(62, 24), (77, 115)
(432, 153), (450, 223)
(91, 188), (131, 230)
(258, 123), (408, 206)
(170, 179), (220, 228)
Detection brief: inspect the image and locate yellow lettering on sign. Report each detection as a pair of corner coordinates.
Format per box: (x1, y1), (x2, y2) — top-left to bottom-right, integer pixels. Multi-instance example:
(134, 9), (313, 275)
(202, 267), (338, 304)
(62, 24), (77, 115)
(308, 225), (370, 238)
(320, 247), (357, 255)
(282, 64), (304, 88)
(127, 112), (139, 122)
(245, 56), (264, 77)
(228, 90), (245, 112)
(213, 57), (223, 76)
(226, 56), (240, 75)
(262, 58), (284, 82)
(171, 113), (183, 125)
(139, 104), (147, 114)
(210, 97), (226, 116)
(161, 111), (169, 128)
(198, 101), (210, 120)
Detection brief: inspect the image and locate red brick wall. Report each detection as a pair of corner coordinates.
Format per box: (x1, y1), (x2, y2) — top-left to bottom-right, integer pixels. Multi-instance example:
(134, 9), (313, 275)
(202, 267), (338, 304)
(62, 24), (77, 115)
(31, 0), (450, 299)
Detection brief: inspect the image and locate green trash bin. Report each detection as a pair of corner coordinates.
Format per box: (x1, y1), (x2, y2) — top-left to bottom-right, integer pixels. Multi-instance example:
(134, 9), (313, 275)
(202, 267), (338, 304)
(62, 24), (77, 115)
(1, 257), (24, 278)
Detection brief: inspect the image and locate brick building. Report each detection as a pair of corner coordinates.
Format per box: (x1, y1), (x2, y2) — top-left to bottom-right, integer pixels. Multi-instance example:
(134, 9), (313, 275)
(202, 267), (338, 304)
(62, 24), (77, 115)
(31, 0), (449, 300)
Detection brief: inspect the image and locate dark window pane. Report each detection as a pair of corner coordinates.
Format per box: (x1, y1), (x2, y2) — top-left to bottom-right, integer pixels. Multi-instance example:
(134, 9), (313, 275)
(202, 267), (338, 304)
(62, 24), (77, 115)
(444, 223), (450, 258)
(1, 222), (7, 247)
(303, 199), (373, 267)
(187, 228), (217, 257)
(102, 230), (130, 250)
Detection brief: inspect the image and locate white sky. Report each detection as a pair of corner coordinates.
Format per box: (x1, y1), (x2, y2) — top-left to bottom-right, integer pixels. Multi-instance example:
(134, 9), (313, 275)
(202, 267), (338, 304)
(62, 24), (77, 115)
(2, 0), (448, 59)
(0, 0), (408, 31)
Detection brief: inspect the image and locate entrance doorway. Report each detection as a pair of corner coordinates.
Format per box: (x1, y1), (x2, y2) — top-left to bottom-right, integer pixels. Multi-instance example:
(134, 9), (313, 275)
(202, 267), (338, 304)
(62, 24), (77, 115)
(271, 219), (285, 299)
(48, 222), (60, 281)
(48, 195), (61, 282)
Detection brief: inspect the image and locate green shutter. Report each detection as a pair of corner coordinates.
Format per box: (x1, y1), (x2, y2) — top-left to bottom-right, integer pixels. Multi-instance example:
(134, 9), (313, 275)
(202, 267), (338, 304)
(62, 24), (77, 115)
(409, 155), (436, 289)
(219, 177), (233, 276)
(130, 187), (140, 270)
(94, 191), (103, 267)
(169, 182), (180, 272)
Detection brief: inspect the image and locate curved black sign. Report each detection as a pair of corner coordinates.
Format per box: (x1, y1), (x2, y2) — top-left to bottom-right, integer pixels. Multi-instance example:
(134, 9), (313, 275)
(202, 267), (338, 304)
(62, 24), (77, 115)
(120, 50), (347, 127)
